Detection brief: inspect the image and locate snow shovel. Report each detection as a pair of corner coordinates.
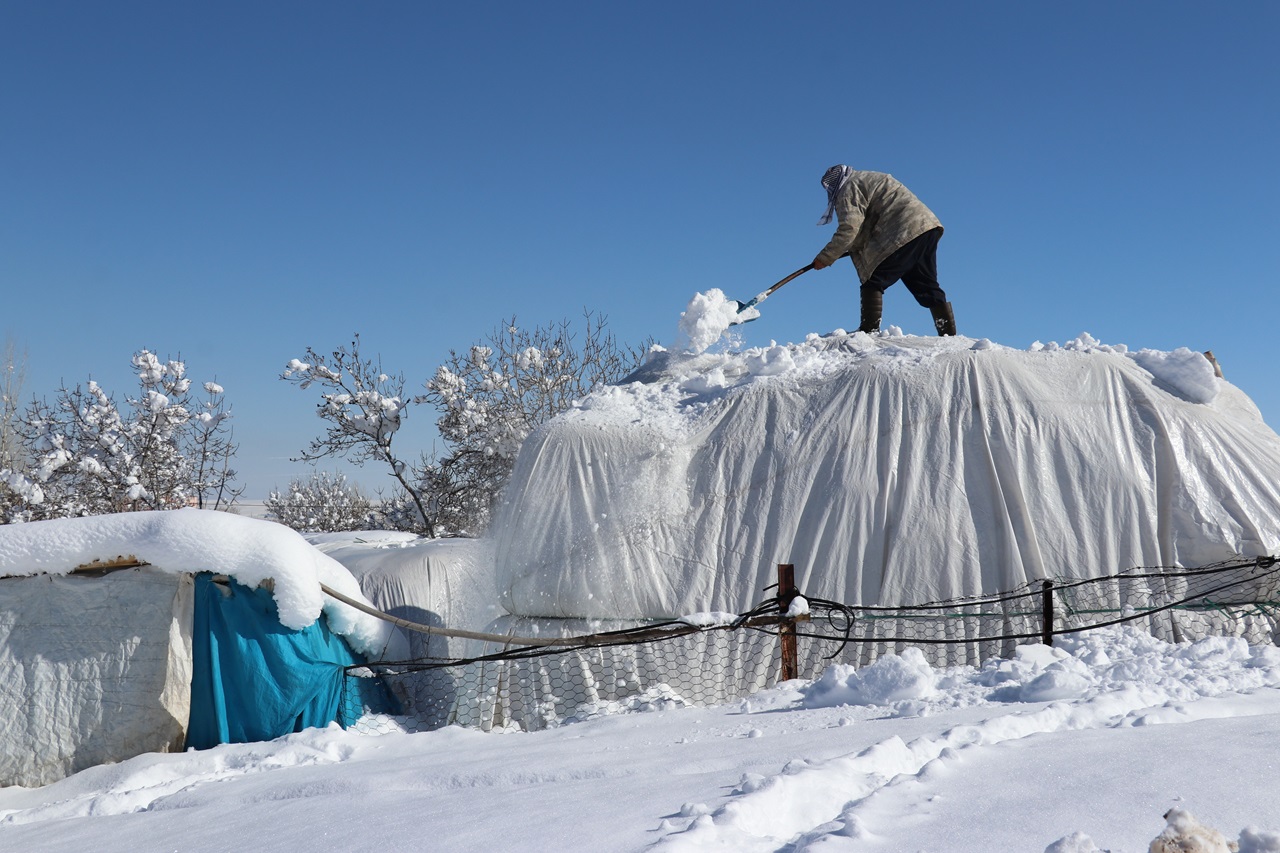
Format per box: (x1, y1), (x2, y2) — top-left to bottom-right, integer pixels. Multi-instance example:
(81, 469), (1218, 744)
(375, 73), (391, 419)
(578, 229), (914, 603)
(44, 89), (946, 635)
(730, 251), (849, 325)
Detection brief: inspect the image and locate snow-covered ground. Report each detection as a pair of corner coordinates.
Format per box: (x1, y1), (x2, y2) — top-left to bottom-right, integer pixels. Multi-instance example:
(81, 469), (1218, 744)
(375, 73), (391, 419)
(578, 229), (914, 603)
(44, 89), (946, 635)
(3, 626), (1280, 852)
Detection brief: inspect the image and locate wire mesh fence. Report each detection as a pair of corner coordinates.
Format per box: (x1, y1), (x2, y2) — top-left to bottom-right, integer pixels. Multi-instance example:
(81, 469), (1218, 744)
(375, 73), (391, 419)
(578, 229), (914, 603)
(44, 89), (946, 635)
(340, 555), (1280, 735)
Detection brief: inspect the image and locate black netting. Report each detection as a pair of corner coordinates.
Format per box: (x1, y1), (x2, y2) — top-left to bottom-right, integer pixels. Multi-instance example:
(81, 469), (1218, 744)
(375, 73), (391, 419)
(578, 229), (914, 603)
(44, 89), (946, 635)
(340, 556), (1280, 735)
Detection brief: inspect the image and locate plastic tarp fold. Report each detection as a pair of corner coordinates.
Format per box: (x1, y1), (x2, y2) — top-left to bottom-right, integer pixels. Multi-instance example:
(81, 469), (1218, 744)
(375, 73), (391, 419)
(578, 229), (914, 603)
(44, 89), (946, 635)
(0, 569), (193, 787)
(186, 574), (359, 749)
(492, 337), (1280, 620)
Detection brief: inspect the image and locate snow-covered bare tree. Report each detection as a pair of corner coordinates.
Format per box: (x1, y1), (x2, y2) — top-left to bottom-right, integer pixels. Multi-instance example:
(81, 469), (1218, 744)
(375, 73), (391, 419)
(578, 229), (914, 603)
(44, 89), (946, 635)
(265, 471), (373, 532)
(284, 312), (647, 537)
(0, 350), (241, 523)
(185, 380), (243, 510)
(281, 335), (431, 529)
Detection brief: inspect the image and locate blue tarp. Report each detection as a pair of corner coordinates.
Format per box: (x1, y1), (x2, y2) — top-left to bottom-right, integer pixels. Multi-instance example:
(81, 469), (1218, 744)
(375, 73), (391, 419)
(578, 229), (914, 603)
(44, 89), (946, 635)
(186, 573), (359, 750)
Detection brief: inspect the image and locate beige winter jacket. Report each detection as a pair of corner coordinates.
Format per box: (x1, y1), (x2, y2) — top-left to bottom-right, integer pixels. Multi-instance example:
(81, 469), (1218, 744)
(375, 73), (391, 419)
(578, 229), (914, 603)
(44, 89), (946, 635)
(816, 171), (943, 283)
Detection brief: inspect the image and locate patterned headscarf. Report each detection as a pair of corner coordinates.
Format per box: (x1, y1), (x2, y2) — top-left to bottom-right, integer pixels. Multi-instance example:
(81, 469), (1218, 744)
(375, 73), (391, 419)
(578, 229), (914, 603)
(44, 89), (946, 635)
(817, 165), (854, 225)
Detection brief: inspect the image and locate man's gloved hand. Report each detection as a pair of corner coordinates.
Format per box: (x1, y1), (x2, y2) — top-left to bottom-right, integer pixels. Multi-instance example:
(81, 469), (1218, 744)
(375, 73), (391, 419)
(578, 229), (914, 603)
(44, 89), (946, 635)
(811, 255), (829, 270)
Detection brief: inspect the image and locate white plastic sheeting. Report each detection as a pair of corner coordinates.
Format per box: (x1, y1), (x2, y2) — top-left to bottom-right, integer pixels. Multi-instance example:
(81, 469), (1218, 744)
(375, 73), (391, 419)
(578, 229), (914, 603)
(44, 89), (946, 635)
(311, 536), (499, 659)
(0, 569), (192, 787)
(309, 535), (500, 729)
(493, 334), (1280, 620)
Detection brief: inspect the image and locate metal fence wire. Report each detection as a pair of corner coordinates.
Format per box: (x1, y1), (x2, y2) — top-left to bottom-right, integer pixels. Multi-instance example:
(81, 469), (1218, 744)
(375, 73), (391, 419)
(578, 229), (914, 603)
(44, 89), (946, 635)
(340, 555), (1280, 735)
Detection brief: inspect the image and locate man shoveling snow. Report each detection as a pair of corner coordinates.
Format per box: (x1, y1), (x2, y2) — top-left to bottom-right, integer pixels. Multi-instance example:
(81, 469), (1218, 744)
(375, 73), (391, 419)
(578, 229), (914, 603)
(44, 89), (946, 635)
(678, 164), (958, 354)
(813, 164), (957, 336)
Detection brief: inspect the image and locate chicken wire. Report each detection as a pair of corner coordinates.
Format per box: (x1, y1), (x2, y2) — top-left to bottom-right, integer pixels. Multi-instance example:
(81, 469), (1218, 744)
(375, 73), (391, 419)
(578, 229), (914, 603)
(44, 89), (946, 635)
(340, 556), (1280, 735)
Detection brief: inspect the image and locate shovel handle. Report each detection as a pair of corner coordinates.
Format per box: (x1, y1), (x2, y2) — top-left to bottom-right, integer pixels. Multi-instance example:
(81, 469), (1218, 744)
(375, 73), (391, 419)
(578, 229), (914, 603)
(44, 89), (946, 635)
(761, 263), (815, 298)
(763, 250), (849, 298)
(740, 265), (813, 311)
(738, 251), (850, 314)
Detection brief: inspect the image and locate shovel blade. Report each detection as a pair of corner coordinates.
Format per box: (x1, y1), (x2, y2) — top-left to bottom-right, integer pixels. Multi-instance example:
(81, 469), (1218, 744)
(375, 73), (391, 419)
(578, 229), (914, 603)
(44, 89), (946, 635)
(730, 300), (760, 326)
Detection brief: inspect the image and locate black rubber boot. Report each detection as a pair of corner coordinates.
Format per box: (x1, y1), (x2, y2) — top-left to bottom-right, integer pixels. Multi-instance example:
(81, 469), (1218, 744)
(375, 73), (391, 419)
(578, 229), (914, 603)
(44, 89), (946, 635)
(858, 288), (883, 334)
(930, 301), (957, 336)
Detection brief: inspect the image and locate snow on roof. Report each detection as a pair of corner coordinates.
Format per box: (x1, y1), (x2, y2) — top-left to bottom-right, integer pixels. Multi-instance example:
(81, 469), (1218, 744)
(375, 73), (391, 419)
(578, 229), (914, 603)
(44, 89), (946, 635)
(493, 330), (1280, 620)
(0, 508), (400, 657)
(302, 530), (422, 548)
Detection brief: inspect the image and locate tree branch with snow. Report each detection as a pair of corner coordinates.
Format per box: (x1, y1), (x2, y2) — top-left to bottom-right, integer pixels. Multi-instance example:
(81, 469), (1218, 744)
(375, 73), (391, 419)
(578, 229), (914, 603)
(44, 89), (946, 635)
(283, 313), (648, 536)
(281, 335), (437, 534)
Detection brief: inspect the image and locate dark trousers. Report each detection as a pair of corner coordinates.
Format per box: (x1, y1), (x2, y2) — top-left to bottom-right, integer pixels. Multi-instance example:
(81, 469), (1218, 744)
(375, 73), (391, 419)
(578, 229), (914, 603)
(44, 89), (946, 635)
(861, 227), (947, 310)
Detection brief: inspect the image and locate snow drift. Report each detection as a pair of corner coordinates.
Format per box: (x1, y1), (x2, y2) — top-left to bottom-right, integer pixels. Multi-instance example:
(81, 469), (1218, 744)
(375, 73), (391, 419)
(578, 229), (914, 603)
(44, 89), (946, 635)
(492, 332), (1280, 620)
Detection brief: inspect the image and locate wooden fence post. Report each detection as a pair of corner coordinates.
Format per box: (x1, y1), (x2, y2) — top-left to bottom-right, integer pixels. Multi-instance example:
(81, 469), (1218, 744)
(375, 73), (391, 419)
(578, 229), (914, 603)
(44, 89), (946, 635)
(778, 563), (799, 681)
(1041, 579), (1055, 647)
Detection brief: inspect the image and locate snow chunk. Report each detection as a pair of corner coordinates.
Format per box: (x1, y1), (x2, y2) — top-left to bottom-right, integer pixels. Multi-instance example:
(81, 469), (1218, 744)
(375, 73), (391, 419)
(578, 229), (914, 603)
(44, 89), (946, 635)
(1150, 808), (1235, 853)
(801, 648), (937, 707)
(1028, 334), (1217, 403)
(1239, 826), (1280, 853)
(562, 684), (691, 722)
(676, 289), (754, 354)
(1130, 346), (1219, 404)
(679, 367), (729, 395)
(1043, 831), (1103, 853)
(745, 344), (795, 376)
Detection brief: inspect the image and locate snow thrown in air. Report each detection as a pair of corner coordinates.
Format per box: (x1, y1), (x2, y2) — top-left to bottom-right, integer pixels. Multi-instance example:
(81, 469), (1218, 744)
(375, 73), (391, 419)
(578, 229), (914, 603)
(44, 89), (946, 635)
(676, 288), (757, 354)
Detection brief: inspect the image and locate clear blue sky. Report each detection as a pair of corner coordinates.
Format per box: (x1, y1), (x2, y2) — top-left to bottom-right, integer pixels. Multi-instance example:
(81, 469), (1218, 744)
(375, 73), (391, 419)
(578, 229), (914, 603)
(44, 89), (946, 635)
(3, 1), (1277, 499)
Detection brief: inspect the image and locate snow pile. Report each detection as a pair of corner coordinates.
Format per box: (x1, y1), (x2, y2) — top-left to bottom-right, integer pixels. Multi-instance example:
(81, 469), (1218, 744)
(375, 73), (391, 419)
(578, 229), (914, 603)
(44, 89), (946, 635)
(676, 288), (756, 354)
(1043, 832), (1103, 853)
(796, 627), (1280, 714)
(1147, 808), (1237, 853)
(0, 509), (399, 656)
(802, 647), (937, 708)
(494, 331), (1280, 620)
(1240, 827), (1280, 853)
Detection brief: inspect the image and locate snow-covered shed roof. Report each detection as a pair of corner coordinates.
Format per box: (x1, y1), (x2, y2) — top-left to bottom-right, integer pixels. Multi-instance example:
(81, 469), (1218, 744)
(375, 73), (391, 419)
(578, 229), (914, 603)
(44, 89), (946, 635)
(492, 332), (1280, 620)
(0, 508), (398, 656)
